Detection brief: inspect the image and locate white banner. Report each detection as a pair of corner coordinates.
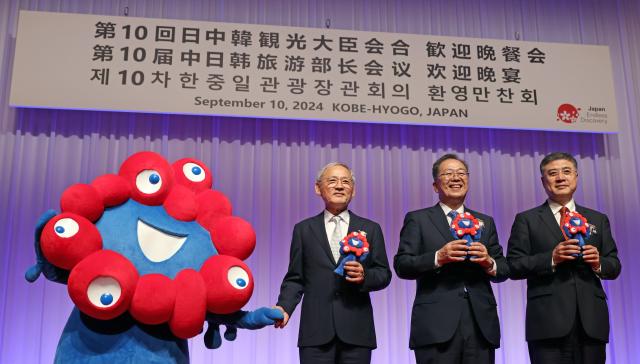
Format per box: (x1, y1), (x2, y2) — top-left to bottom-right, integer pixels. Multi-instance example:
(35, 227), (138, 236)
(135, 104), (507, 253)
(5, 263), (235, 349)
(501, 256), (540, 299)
(10, 11), (618, 132)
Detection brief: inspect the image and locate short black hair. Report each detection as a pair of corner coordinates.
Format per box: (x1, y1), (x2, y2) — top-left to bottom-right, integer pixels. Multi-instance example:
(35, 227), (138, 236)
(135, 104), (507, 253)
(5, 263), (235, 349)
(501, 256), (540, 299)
(539, 152), (578, 175)
(432, 154), (469, 180)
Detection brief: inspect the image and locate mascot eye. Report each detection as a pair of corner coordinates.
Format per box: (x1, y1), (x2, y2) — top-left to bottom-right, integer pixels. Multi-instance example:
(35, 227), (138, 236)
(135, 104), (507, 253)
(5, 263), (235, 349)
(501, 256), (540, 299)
(53, 218), (79, 238)
(182, 162), (206, 182)
(87, 277), (122, 308)
(227, 266), (250, 290)
(135, 170), (162, 194)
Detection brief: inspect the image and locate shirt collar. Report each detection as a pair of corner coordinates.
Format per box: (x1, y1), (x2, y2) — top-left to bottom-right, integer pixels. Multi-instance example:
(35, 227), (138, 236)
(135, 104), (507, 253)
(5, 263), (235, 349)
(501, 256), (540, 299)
(324, 209), (350, 225)
(548, 198), (576, 214)
(439, 202), (464, 217)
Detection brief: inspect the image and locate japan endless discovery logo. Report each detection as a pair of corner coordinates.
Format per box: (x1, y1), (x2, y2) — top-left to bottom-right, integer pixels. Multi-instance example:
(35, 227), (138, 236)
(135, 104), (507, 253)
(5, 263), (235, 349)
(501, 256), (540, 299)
(556, 103), (608, 126)
(557, 103), (580, 124)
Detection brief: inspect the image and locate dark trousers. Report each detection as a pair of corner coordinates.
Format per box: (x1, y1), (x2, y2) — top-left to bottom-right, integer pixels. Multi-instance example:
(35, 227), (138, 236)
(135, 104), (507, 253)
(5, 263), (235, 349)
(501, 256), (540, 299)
(299, 337), (372, 364)
(414, 294), (495, 364)
(528, 311), (606, 364)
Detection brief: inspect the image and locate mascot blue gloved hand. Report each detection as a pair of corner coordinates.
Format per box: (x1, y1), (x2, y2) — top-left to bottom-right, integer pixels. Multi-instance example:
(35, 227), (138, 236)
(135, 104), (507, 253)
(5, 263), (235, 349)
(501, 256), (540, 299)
(204, 307), (284, 349)
(25, 151), (282, 364)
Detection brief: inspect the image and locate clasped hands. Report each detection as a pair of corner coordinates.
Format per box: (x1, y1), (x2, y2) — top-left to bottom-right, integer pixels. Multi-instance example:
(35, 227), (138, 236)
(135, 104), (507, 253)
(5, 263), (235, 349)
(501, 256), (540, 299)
(552, 239), (600, 271)
(436, 239), (494, 270)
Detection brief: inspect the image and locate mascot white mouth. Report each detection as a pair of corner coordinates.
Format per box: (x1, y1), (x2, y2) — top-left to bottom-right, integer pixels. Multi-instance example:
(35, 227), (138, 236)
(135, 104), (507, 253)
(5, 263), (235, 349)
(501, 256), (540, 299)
(137, 220), (187, 262)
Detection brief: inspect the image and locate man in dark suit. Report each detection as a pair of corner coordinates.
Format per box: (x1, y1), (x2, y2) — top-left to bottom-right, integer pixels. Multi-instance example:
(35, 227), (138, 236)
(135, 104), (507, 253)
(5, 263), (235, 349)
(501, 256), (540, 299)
(507, 152), (621, 364)
(274, 162), (392, 364)
(394, 154), (509, 364)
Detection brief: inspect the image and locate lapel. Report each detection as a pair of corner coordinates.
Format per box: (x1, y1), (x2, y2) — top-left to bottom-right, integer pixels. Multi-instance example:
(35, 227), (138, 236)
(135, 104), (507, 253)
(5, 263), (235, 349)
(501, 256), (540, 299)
(309, 212), (337, 265)
(347, 210), (364, 234)
(575, 204), (595, 242)
(537, 201), (565, 242)
(464, 206), (479, 236)
(426, 204), (454, 242)
(575, 204), (588, 217)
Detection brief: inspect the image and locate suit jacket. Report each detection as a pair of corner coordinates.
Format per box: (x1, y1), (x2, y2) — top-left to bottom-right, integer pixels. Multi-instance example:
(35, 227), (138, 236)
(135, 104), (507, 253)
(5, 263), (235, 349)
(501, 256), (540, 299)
(276, 211), (392, 348)
(506, 202), (621, 342)
(394, 204), (509, 349)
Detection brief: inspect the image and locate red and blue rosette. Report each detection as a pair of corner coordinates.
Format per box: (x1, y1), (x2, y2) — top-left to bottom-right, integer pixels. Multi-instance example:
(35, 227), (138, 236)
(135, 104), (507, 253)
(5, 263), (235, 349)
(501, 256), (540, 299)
(334, 231), (370, 276)
(449, 212), (483, 260)
(561, 211), (590, 257)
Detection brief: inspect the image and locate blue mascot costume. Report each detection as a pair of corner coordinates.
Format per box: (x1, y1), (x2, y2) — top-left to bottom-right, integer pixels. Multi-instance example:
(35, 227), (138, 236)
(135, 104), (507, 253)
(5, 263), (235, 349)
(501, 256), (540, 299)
(25, 151), (282, 363)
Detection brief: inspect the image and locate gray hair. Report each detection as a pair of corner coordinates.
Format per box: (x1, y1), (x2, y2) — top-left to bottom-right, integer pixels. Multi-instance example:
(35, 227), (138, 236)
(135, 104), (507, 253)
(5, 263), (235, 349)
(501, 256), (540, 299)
(315, 162), (355, 184)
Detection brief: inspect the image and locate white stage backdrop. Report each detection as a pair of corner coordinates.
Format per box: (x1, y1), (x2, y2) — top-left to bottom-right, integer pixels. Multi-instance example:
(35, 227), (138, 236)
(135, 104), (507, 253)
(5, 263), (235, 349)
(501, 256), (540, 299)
(1, 1), (639, 364)
(11, 10), (617, 132)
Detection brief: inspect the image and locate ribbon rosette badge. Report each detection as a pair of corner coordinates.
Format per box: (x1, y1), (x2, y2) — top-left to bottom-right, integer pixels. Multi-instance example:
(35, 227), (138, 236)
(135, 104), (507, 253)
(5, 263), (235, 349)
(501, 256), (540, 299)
(334, 231), (370, 276)
(449, 212), (483, 260)
(561, 211), (590, 257)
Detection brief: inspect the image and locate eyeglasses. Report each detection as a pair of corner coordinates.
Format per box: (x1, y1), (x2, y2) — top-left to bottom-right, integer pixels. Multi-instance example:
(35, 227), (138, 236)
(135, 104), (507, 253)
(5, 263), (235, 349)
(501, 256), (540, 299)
(545, 168), (577, 178)
(439, 169), (469, 180)
(324, 177), (353, 188)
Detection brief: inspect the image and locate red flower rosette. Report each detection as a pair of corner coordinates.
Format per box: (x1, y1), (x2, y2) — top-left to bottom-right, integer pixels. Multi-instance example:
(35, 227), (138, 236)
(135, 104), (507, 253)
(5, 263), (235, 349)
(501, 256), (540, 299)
(561, 210), (590, 256)
(449, 212), (483, 260)
(334, 230), (370, 276)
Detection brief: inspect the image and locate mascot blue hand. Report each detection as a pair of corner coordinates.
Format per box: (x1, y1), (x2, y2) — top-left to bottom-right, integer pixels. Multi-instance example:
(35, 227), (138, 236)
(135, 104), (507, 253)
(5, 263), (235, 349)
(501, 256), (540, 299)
(223, 326), (237, 341)
(236, 307), (284, 329)
(25, 210), (69, 284)
(204, 324), (223, 349)
(203, 307), (282, 348)
(204, 311), (246, 348)
(202, 323), (239, 349)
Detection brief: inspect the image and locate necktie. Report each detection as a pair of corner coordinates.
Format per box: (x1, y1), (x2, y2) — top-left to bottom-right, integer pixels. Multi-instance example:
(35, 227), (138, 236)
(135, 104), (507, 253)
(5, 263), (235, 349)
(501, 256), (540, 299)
(447, 210), (458, 223)
(559, 206), (569, 240)
(329, 216), (343, 263)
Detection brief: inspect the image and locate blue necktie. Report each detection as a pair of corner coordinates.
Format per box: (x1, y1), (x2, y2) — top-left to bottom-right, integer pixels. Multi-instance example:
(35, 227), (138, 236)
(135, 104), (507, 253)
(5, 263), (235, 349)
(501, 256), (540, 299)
(447, 210), (458, 223)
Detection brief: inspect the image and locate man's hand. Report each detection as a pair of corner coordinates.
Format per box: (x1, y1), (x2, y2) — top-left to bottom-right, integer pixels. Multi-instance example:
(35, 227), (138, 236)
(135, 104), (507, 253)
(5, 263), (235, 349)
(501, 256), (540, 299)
(582, 244), (601, 271)
(552, 239), (581, 265)
(344, 261), (365, 284)
(468, 242), (494, 270)
(273, 306), (289, 329)
(436, 239), (469, 266)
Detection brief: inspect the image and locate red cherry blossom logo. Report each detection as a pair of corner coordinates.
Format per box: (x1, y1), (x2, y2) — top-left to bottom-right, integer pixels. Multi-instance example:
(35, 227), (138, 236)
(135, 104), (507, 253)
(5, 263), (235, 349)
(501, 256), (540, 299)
(557, 104), (580, 124)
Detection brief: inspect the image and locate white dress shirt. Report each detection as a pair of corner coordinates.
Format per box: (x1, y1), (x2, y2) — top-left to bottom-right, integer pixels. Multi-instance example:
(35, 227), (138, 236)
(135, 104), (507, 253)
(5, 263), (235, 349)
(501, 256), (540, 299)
(548, 198), (576, 226)
(323, 209), (350, 244)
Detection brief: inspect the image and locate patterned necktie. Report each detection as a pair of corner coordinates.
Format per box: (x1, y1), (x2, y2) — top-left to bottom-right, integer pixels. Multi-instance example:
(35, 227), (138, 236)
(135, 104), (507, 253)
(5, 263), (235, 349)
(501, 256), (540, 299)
(559, 206), (570, 240)
(329, 215), (343, 264)
(447, 210), (458, 223)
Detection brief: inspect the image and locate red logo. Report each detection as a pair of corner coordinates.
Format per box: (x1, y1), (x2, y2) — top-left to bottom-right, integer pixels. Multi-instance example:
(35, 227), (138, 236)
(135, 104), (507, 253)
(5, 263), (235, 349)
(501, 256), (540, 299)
(557, 104), (580, 124)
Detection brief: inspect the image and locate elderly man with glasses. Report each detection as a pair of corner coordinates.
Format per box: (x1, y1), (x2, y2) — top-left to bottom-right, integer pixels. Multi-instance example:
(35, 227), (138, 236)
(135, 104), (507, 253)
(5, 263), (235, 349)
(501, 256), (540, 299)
(507, 152), (621, 364)
(394, 153), (509, 364)
(275, 162), (391, 364)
